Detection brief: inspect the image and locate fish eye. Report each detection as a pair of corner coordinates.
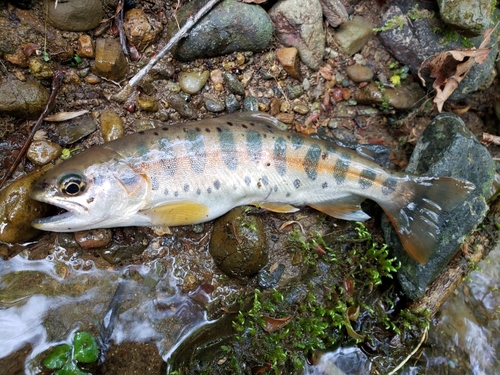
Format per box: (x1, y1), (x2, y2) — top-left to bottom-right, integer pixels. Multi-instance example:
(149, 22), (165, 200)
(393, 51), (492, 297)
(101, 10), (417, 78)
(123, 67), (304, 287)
(58, 173), (87, 196)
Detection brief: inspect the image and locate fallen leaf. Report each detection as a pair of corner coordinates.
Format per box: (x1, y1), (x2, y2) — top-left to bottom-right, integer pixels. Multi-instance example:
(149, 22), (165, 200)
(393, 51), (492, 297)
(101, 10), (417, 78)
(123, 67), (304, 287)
(44, 110), (89, 122)
(240, 0), (267, 3)
(262, 315), (292, 332)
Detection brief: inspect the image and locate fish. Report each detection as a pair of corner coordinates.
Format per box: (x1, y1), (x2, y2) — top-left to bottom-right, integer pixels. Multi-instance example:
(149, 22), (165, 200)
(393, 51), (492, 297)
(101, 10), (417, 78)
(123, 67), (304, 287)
(30, 111), (475, 263)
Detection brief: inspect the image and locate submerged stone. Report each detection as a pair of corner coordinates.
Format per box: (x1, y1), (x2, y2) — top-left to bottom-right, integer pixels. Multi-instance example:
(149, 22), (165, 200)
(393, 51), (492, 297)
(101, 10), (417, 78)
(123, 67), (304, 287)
(382, 113), (494, 299)
(167, 0), (274, 61)
(209, 206), (268, 277)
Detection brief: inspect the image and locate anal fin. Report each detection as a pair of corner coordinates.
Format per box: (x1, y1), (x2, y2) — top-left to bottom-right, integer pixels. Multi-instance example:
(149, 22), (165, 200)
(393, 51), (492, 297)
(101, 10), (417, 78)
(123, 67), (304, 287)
(309, 195), (370, 221)
(141, 202), (209, 226)
(257, 202), (300, 213)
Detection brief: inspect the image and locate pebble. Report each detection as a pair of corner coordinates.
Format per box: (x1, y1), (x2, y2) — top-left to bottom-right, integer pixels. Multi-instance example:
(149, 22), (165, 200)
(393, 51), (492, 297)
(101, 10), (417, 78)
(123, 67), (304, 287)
(225, 94), (240, 113)
(276, 112), (294, 124)
(210, 69), (224, 89)
(27, 140), (62, 165)
(241, 70), (254, 87)
(223, 72), (245, 96)
(276, 47), (302, 80)
(58, 115), (97, 145)
(439, 0), (493, 36)
(288, 85), (304, 99)
(123, 8), (163, 52)
(0, 166), (54, 243)
(165, 92), (197, 119)
(150, 61), (175, 80)
(293, 104), (309, 115)
(179, 71), (210, 94)
(270, 0), (325, 70)
(167, 0), (274, 61)
(47, 0), (104, 31)
(209, 206), (268, 277)
(100, 110), (124, 142)
(77, 35), (94, 58)
(243, 96), (259, 112)
(137, 95), (159, 112)
(0, 79), (49, 119)
(93, 38), (128, 81)
(85, 74), (101, 84)
(345, 64), (374, 83)
(334, 16), (374, 55)
(74, 229), (113, 249)
(353, 81), (425, 110)
(98, 228), (149, 264)
(319, 0), (349, 27)
(302, 78), (311, 90)
(205, 98), (225, 112)
(28, 58), (54, 80)
(269, 98), (281, 116)
(5, 49), (28, 68)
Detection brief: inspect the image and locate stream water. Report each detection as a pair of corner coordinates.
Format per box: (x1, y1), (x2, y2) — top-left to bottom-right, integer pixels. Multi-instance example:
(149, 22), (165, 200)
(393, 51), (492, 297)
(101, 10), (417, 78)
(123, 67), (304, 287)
(0, 242), (499, 374)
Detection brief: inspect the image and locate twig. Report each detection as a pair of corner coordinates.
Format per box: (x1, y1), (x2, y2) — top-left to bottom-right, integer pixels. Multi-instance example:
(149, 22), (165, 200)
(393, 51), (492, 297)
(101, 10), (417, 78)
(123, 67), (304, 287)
(482, 132), (500, 145)
(117, 0), (129, 57)
(387, 326), (428, 375)
(0, 69), (66, 189)
(114, 0), (221, 101)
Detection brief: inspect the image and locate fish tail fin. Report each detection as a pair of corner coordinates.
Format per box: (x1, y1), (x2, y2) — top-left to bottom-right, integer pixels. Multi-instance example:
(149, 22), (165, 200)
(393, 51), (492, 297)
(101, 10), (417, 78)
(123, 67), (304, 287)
(380, 176), (475, 263)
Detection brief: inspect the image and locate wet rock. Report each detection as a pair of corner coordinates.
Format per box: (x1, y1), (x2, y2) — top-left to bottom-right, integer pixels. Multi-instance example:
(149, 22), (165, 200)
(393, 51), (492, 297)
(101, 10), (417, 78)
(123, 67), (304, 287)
(77, 35), (94, 58)
(319, 0), (349, 27)
(270, 0), (325, 70)
(209, 207), (268, 277)
(28, 58), (54, 80)
(382, 113), (494, 299)
(378, 4), (498, 100)
(0, 166), (54, 243)
(165, 92), (197, 119)
(223, 72), (245, 96)
(276, 47), (302, 80)
(210, 69), (224, 91)
(439, 0), (494, 36)
(353, 81), (425, 110)
(243, 96), (259, 112)
(47, 0), (104, 31)
(132, 118), (162, 131)
(27, 140), (62, 165)
(225, 94), (240, 113)
(93, 39), (128, 81)
(179, 71), (210, 94)
(258, 264), (286, 288)
(287, 85), (304, 99)
(0, 79), (50, 119)
(168, 0), (274, 61)
(345, 64), (374, 83)
(293, 104), (309, 115)
(4, 49), (28, 68)
(124, 8), (163, 52)
(276, 112), (294, 124)
(150, 61), (175, 80)
(74, 229), (112, 249)
(269, 97), (281, 116)
(100, 110), (124, 142)
(137, 95), (159, 112)
(57, 115), (97, 145)
(205, 98), (225, 113)
(98, 228), (149, 264)
(334, 16), (373, 55)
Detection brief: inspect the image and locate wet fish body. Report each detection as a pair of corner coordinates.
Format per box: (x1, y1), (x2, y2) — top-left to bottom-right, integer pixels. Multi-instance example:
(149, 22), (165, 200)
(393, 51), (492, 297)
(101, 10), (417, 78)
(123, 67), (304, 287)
(31, 112), (474, 263)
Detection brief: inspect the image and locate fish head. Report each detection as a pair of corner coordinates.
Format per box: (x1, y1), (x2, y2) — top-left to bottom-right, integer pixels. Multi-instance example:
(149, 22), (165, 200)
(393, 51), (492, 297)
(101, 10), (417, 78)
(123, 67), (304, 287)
(31, 149), (149, 232)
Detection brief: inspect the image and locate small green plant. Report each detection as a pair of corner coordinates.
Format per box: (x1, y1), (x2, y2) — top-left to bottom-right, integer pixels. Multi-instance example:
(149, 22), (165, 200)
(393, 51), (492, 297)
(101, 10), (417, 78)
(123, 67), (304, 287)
(389, 63), (409, 86)
(373, 15), (407, 32)
(375, 81), (393, 112)
(43, 331), (99, 375)
(61, 147), (81, 160)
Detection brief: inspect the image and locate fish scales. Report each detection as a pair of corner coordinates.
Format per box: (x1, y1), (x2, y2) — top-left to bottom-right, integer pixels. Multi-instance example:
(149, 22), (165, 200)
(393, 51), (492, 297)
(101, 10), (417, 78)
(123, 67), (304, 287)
(31, 112), (475, 263)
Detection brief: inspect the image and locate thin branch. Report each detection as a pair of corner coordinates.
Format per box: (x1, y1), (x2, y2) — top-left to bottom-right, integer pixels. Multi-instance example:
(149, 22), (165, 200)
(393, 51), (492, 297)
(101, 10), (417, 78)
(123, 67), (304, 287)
(0, 69), (66, 189)
(387, 327), (428, 375)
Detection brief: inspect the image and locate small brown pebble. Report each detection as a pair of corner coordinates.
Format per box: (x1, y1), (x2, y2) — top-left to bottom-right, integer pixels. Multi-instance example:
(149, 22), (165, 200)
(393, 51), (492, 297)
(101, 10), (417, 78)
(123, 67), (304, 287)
(276, 47), (302, 80)
(77, 35), (94, 58)
(74, 229), (112, 249)
(276, 112), (294, 124)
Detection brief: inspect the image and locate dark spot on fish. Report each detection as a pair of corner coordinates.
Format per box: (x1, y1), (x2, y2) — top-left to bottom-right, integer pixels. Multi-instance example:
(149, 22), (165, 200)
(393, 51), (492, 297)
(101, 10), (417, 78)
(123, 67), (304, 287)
(218, 127), (238, 170)
(242, 124), (248, 129)
(184, 184), (189, 192)
(87, 197), (94, 204)
(207, 187), (212, 194)
(257, 181), (262, 188)
(286, 192), (291, 197)
(158, 137), (177, 176)
(382, 176), (398, 195)
(321, 152), (328, 160)
(214, 180), (221, 190)
(186, 129), (206, 174)
(162, 127), (168, 131)
(322, 182), (328, 189)
(274, 186), (278, 192)
(291, 134), (304, 150)
(196, 127), (201, 132)
(245, 176), (251, 186)
(151, 176), (160, 191)
(263, 134), (267, 138)
(261, 175), (269, 186)
(174, 191), (179, 197)
(139, 131), (145, 135)
(273, 137), (287, 176)
(136, 141), (149, 160)
(227, 121), (233, 126)
(216, 127), (222, 132)
(294, 179), (301, 189)
(303, 144), (321, 181)
(266, 162), (271, 167)
(359, 169), (377, 190)
(120, 174), (139, 186)
(333, 152), (351, 185)
(154, 132), (159, 136)
(93, 176), (104, 186)
(205, 128), (210, 132)
(246, 130), (262, 163)
(164, 188), (169, 196)
(196, 188), (201, 195)
(250, 122), (255, 126)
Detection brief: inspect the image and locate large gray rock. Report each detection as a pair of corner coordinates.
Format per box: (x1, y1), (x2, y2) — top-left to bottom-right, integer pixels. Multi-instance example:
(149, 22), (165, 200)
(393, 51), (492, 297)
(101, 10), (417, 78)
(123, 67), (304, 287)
(47, 0), (104, 31)
(167, 0), (274, 61)
(378, 3), (498, 101)
(382, 113), (495, 299)
(438, 0), (495, 36)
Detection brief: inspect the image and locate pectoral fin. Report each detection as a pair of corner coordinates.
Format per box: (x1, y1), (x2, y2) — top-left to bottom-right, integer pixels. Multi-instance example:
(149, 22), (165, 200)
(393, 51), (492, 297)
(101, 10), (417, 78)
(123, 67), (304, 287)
(309, 195), (370, 221)
(257, 202), (300, 213)
(141, 202), (210, 226)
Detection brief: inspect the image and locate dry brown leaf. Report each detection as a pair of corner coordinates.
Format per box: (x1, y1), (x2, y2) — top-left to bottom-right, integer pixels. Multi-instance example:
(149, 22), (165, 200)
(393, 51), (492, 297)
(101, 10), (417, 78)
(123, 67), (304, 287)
(262, 315), (293, 333)
(44, 110), (89, 122)
(418, 23), (498, 112)
(240, 0), (267, 3)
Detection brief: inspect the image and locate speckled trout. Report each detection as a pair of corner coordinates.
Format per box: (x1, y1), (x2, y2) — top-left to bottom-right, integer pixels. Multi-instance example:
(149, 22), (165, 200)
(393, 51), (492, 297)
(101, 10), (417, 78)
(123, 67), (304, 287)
(31, 112), (474, 263)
